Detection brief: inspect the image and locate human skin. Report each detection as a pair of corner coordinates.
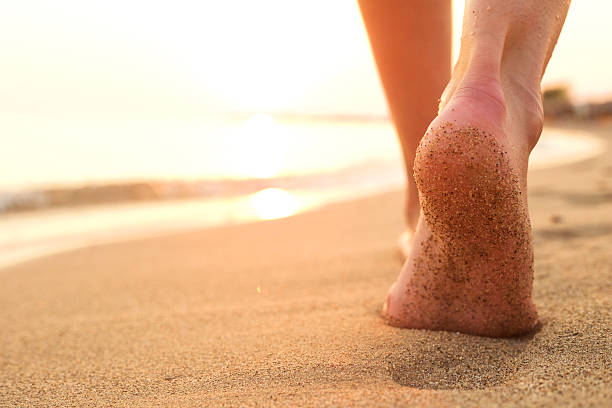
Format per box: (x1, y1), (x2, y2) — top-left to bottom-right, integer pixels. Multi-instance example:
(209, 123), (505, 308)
(359, 0), (571, 337)
(357, 0), (452, 233)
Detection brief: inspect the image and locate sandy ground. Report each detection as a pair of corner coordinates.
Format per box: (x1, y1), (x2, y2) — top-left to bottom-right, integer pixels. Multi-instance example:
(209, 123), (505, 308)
(1, 122), (611, 407)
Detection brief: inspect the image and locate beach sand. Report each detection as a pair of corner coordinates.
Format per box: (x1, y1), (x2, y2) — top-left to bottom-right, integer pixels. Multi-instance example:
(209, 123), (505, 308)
(1, 122), (611, 407)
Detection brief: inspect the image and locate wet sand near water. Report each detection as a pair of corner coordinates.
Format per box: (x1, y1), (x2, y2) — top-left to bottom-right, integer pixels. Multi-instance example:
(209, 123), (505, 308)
(1, 121), (611, 407)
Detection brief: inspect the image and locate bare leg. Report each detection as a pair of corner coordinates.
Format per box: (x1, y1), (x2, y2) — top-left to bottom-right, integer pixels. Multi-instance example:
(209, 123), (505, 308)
(380, 0), (570, 337)
(358, 0), (451, 234)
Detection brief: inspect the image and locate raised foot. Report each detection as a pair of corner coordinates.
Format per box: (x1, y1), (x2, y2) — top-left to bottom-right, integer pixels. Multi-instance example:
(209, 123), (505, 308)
(384, 121), (539, 338)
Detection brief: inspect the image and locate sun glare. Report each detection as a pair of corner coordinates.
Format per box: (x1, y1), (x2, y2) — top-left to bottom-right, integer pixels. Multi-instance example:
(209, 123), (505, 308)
(229, 114), (290, 179)
(250, 188), (299, 220)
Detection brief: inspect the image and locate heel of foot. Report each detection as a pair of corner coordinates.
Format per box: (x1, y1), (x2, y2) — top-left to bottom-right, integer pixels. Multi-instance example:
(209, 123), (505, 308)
(400, 122), (539, 337)
(414, 122), (528, 250)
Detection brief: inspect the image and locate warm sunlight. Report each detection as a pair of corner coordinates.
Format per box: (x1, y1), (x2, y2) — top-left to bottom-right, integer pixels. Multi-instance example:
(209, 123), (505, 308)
(229, 114), (289, 178)
(250, 188), (299, 220)
(3, 1), (611, 405)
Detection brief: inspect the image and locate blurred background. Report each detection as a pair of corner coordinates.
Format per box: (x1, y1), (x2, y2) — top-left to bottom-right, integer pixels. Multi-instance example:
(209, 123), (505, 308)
(1, 0), (610, 268)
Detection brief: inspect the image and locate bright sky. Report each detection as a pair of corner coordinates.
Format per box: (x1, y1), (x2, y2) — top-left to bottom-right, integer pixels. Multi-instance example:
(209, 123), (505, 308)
(1, 0), (610, 118)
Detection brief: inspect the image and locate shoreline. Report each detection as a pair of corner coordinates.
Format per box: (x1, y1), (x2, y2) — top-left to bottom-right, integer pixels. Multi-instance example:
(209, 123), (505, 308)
(0, 125), (605, 272)
(0, 125), (602, 214)
(1, 120), (611, 406)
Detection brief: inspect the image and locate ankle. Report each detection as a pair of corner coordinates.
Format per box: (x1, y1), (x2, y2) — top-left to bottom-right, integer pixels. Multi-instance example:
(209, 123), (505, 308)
(501, 74), (544, 150)
(442, 54), (543, 153)
(449, 27), (546, 150)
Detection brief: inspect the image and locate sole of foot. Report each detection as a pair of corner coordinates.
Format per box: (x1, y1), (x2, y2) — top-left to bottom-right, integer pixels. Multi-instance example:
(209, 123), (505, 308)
(383, 93), (540, 337)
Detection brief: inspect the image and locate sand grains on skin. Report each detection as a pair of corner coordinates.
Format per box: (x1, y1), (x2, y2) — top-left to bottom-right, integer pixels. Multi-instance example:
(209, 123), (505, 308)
(385, 122), (538, 337)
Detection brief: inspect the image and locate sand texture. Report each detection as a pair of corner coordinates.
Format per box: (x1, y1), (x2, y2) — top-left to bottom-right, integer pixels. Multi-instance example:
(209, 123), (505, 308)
(1, 122), (611, 407)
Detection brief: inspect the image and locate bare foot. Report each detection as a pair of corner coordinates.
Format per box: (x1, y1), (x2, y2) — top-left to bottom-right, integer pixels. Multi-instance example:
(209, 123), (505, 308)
(383, 75), (541, 337)
(397, 230), (413, 260)
(398, 189), (421, 260)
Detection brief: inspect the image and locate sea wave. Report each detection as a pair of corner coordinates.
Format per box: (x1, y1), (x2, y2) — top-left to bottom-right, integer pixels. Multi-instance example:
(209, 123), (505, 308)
(0, 159), (403, 215)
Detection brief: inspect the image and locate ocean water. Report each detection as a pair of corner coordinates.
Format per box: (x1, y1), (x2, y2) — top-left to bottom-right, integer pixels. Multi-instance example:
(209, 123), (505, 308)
(0, 113), (402, 191)
(0, 114), (604, 269)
